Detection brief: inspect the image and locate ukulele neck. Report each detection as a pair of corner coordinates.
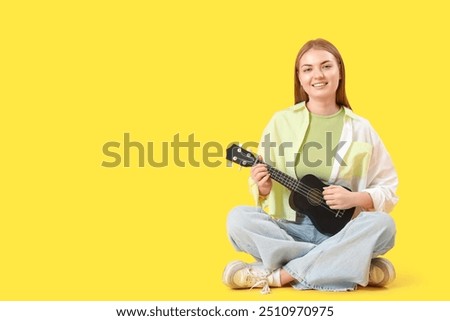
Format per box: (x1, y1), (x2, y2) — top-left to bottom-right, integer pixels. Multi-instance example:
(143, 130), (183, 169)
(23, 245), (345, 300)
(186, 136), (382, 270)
(256, 159), (299, 193)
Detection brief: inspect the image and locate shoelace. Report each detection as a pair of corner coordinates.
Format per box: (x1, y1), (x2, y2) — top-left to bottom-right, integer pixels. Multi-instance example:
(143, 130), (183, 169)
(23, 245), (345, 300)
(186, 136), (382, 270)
(251, 279), (270, 295)
(244, 267), (271, 295)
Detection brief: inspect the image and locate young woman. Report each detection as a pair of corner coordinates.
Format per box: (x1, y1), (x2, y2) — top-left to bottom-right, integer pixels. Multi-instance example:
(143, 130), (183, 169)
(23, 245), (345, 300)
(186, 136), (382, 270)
(223, 39), (399, 294)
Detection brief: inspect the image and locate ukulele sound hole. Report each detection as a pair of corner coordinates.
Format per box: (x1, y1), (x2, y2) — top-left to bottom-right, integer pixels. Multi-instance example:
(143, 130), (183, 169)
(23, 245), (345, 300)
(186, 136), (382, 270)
(307, 188), (323, 206)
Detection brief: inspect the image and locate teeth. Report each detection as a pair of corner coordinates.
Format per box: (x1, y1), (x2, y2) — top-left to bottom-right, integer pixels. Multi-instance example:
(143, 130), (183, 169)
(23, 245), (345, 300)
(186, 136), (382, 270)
(312, 82), (326, 87)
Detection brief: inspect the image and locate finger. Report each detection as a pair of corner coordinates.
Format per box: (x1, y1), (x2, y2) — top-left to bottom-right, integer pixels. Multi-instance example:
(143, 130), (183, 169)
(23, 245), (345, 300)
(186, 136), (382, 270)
(259, 173), (271, 185)
(323, 194), (334, 201)
(329, 200), (345, 210)
(251, 164), (268, 173)
(251, 166), (268, 177)
(323, 186), (341, 195)
(325, 200), (334, 207)
(251, 163), (266, 169)
(253, 172), (266, 182)
(253, 166), (269, 176)
(326, 201), (339, 209)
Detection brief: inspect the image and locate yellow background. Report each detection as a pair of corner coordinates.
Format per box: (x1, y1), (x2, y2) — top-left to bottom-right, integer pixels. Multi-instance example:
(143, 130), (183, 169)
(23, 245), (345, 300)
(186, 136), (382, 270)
(1, 1), (448, 300)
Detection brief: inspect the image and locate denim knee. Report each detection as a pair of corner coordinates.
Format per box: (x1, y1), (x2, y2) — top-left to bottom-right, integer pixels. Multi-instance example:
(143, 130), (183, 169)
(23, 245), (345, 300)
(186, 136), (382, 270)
(369, 212), (396, 238)
(359, 212), (396, 254)
(226, 205), (258, 234)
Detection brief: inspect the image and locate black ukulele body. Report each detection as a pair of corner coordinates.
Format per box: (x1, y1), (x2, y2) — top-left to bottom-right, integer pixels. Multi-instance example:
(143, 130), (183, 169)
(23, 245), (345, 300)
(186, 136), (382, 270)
(288, 174), (355, 236)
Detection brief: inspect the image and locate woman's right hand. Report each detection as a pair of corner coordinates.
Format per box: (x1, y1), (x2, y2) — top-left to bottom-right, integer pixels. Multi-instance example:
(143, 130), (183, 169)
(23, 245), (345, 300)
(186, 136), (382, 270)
(251, 156), (272, 197)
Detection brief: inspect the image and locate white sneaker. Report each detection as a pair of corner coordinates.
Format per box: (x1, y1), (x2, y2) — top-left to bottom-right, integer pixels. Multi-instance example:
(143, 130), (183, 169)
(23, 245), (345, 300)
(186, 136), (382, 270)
(222, 261), (280, 294)
(368, 257), (396, 287)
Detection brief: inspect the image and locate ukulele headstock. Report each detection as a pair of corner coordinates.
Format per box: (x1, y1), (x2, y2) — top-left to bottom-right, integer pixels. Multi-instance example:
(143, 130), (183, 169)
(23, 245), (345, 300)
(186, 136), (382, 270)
(226, 144), (257, 167)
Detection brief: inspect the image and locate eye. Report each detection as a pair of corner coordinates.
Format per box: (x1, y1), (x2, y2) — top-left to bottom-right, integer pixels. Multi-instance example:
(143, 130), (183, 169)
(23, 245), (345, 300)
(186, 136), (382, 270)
(302, 67), (312, 73)
(322, 64), (332, 69)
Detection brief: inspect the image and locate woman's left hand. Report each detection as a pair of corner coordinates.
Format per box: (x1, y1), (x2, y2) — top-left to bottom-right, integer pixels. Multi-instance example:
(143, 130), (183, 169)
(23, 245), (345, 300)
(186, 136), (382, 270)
(322, 185), (355, 210)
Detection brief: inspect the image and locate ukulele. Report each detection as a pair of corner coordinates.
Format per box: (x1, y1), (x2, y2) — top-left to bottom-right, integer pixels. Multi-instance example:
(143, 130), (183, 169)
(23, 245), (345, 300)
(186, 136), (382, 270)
(226, 144), (355, 236)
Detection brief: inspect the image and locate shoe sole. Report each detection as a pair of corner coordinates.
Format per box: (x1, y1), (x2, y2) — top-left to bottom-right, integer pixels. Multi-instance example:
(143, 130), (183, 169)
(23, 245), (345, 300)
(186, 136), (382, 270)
(369, 258), (396, 287)
(222, 260), (247, 288)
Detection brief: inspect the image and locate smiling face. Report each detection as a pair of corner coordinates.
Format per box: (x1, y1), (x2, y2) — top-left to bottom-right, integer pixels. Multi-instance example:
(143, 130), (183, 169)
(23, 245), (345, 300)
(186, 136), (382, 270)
(297, 49), (341, 103)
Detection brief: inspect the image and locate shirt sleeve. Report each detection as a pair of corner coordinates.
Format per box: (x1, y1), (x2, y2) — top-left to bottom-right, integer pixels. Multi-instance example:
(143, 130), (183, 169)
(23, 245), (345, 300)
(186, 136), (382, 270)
(361, 128), (399, 213)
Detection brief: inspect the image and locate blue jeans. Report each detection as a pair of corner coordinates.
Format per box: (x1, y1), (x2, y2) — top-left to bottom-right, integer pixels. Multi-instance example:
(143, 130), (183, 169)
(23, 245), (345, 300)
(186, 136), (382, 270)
(226, 206), (396, 291)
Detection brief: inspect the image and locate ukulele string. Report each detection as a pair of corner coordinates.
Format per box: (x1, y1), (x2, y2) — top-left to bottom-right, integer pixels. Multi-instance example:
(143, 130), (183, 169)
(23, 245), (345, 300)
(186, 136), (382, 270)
(240, 149), (341, 216)
(265, 163), (339, 215)
(255, 159), (324, 204)
(253, 157), (329, 207)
